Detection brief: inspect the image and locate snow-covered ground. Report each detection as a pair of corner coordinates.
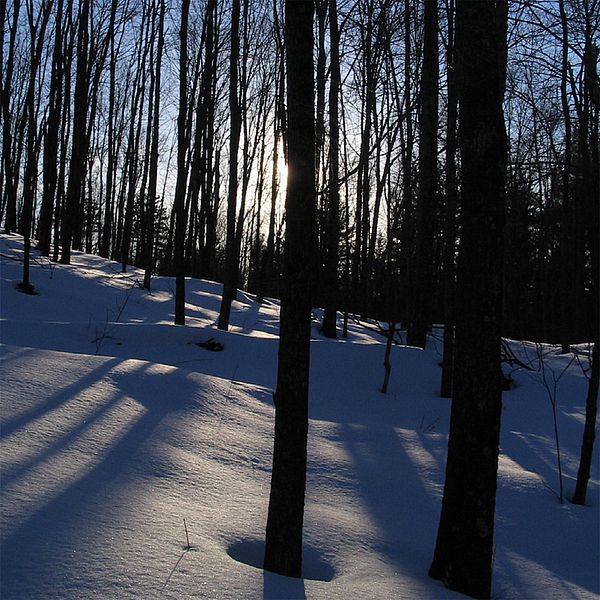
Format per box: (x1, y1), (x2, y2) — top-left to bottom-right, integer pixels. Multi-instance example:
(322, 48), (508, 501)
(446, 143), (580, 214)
(1, 233), (598, 599)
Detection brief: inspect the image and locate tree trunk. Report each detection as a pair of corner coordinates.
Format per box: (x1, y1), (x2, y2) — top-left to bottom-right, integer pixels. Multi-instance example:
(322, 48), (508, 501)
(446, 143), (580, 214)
(407, 0), (438, 349)
(264, 0), (315, 579)
(440, 0), (458, 398)
(381, 323), (395, 394)
(429, 2), (508, 598)
(99, 20), (118, 259)
(200, 0), (218, 280)
(353, 5), (374, 306)
(572, 28), (599, 505)
(558, 0), (574, 352)
(218, 0), (242, 331)
(143, 0), (165, 291)
(2, 0), (21, 234)
(37, 0), (64, 256)
(173, 0), (191, 325)
(21, 0), (53, 290)
(399, 0), (414, 326)
(572, 343), (599, 505)
(60, 0), (89, 264)
(322, 0), (341, 339)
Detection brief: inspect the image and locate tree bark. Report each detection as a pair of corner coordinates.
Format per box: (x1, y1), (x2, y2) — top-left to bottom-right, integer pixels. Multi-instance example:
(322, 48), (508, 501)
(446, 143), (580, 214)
(264, 0), (315, 579)
(399, 0), (414, 326)
(98, 14), (119, 259)
(572, 24), (599, 505)
(143, 0), (165, 291)
(21, 0), (53, 290)
(2, 0), (21, 234)
(37, 0), (64, 256)
(407, 0), (438, 348)
(218, 0), (242, 331)
(173, 0), (191, 325)
(558, 0), (574, 352)
(440, 0), (458, 398)
(60, 0), (89, 264)
(322, 0), (341, 339)
(429, 2), (508, 598)
(572, 343), (599, 505)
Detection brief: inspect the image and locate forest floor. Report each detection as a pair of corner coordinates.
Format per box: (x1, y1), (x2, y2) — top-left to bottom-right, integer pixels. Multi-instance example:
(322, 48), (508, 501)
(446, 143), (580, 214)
(1, 233), (598, 600)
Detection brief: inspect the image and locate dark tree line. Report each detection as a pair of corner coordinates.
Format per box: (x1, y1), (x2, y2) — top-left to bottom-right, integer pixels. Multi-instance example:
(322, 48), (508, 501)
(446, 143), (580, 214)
(3, 0), (596, 348)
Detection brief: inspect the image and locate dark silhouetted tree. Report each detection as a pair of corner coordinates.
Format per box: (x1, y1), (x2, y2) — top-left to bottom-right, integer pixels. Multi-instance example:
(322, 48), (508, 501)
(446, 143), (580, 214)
(429, 1), (508, 598)
(321, 0), (341, 339)
(173, 0), (191, 325)
(407, 0), (438, 348)
(264, 0), (315, 579)
(218, 0), (242, 331)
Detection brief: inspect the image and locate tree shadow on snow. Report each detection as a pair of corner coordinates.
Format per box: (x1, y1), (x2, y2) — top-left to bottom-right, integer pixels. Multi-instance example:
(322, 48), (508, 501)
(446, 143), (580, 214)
(0, 361), (204, 598)
(227, 538), (334, 600)
(0, 355), (122, 438)
(336, 421), (443, 587)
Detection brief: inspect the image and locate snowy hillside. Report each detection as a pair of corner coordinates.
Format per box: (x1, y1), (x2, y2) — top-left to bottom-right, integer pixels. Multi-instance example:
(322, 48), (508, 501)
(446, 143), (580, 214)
(1, 234), (598, 600)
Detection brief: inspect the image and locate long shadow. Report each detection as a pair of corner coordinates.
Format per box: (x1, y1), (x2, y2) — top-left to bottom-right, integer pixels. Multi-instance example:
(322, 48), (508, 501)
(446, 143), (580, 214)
(0, 361), (203, 599)
(501, 393), (595, 501)
(1, 386), (122, 489)
(495, 433), (599, 596)
(337, 421), (442, 582)
(1, 355), (121, 437)
(236, 300), (263, 334)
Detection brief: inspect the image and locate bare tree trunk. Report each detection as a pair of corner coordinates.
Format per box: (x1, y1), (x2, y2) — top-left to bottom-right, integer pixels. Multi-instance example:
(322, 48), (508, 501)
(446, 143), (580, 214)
(173, 0), (191, 325)
(440, 0), (458, 398)
(314, 0), (327, 286)
(399, 0), (414, 326)
(572, 343), (599, 505)
(199, 0), (218, 280)
(322, 0), (341, 338)
(21, 0), (53, 292)
(233, 0), (258, 290)
(37, 0), (64, 256)
(558, 0), (574, 352)
(99, 17), (118, 259)
(573, 19), (599, 505)
(264, 0), (315, 579)
(353, 3), (375, 306)
(250, 83), (271, 293)
(381, 322), (395, 394)
(218, 0), (242, 331)
(53, 14), (74, 262)
(1, 0), (21, 233)
(143, 0), (165, 291)
(407, 0), (438, 349)
(429, 2), (508, 597)
(60, 0), (89, 264)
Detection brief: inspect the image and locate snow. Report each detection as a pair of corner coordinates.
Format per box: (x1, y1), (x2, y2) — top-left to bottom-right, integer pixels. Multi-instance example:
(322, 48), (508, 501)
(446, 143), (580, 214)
(1, 233), (598, 599)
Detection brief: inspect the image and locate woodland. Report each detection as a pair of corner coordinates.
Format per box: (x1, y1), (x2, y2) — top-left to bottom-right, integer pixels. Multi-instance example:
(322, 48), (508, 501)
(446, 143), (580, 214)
(1, 0), (599, 599)
(2, 0), (597, 342)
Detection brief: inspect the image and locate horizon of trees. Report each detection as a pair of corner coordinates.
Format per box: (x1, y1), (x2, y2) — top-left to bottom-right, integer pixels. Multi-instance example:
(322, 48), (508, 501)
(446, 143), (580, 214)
(1, 0), (598, 345)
